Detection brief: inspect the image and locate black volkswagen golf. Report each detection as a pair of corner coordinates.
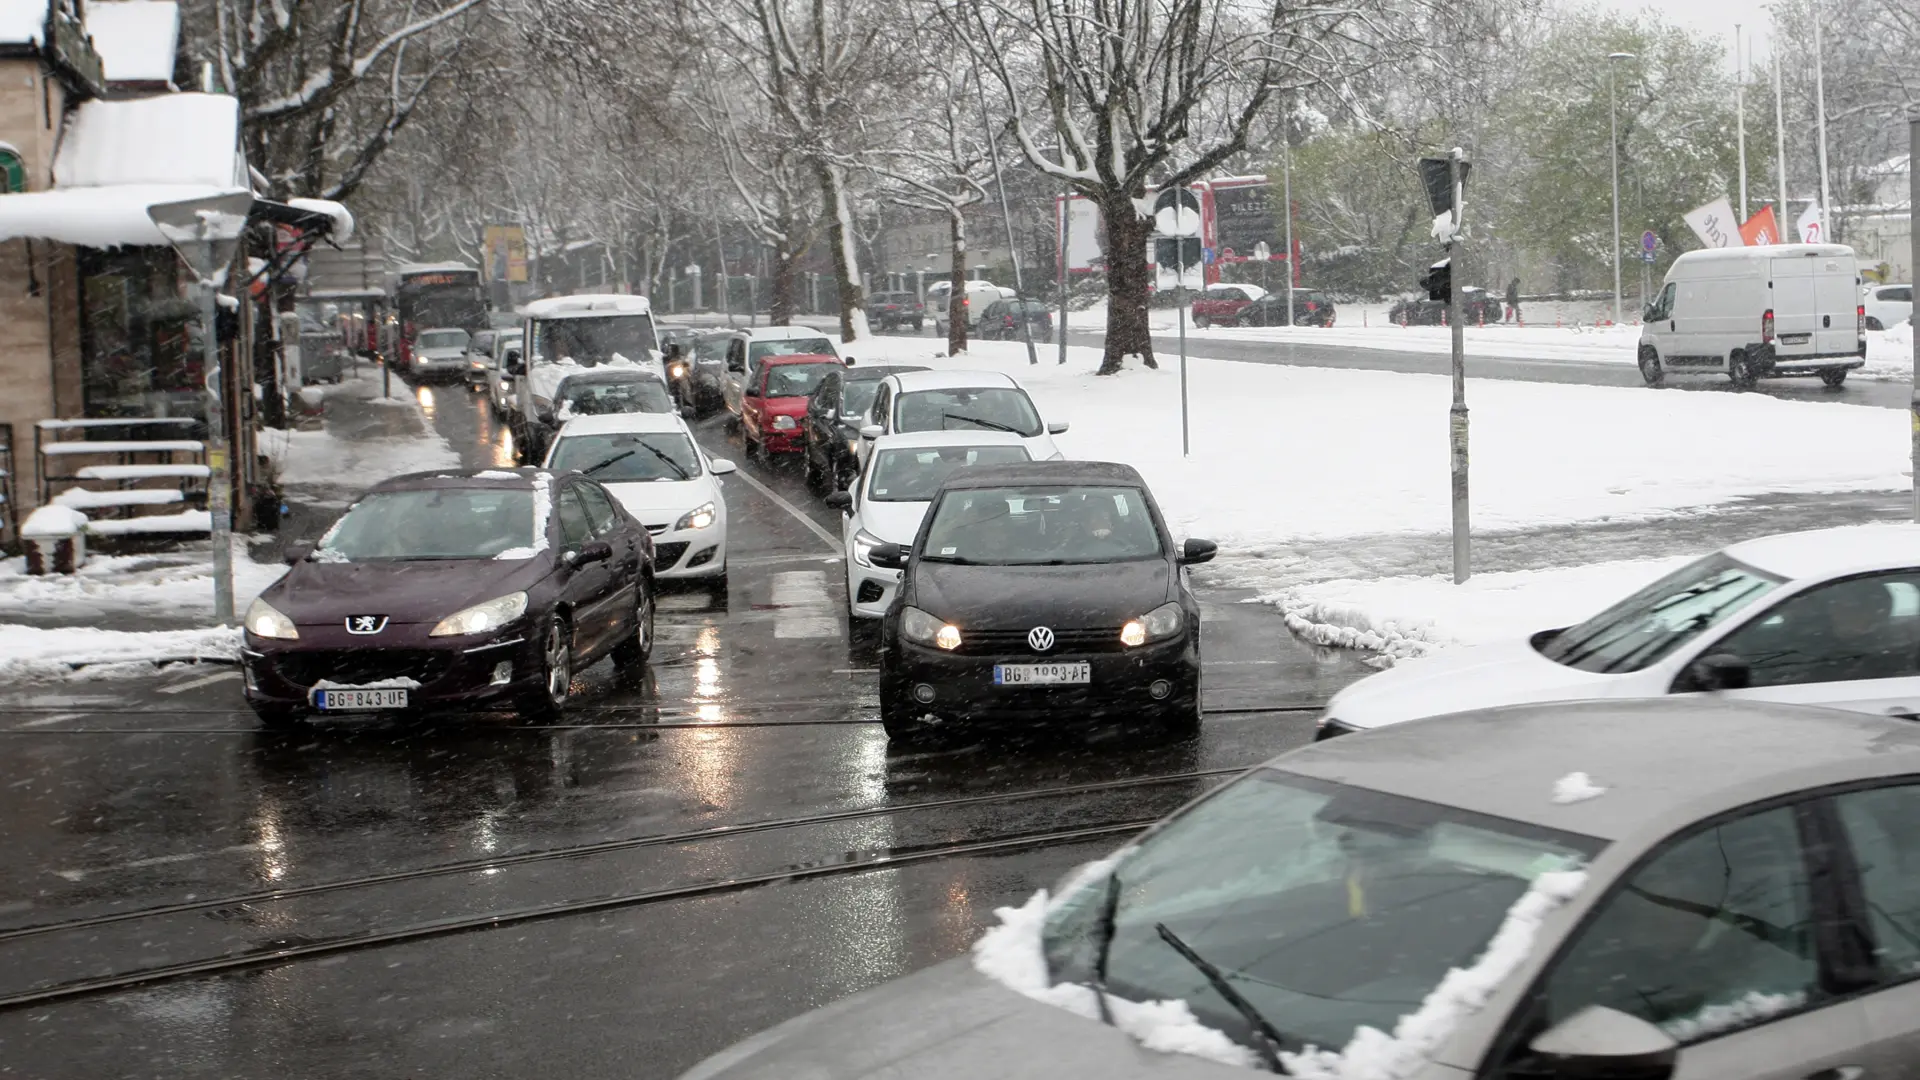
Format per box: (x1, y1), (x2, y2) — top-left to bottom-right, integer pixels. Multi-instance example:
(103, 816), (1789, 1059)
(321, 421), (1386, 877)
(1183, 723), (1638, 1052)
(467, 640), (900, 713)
(870, 461), (1215, 738)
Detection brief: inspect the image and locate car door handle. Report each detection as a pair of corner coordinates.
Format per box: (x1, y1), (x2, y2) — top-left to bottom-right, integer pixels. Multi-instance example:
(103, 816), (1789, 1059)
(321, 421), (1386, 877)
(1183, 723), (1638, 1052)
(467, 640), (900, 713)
(1805, 1067), (1864, 1080)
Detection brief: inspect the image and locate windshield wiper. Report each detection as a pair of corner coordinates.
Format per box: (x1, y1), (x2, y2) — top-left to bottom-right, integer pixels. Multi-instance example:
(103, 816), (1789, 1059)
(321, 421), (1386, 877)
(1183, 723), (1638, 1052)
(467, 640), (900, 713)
(1154, 922), (1290, 1074)
(1090, 872), (1122, 1026)
(636, 443), (691, 480)
(582, 450), (636, 476)
(941, 411), (1022, 434)
(916, 553), (974, 564)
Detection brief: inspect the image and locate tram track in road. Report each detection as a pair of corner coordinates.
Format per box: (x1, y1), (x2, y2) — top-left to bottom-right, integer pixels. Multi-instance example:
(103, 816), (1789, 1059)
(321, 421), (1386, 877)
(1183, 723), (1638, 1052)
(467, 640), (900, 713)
(0, 764), (1254, 1010)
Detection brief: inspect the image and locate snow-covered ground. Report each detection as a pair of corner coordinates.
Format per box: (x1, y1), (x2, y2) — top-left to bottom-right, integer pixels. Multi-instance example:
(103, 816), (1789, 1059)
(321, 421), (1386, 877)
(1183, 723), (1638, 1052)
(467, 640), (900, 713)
(0, 624), (240, 679)
(855, 338), (1910, 552)
(0, 536), (285, 625)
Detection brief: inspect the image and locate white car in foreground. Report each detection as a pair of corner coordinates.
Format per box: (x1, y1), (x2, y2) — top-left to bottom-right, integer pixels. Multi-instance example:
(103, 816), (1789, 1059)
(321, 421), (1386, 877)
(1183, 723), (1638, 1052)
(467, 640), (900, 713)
(543, 412), (735, 594)
(1319, 525), (1920, 739)
(856, 369), (1067, 466)
(824, 431), (1031, 623)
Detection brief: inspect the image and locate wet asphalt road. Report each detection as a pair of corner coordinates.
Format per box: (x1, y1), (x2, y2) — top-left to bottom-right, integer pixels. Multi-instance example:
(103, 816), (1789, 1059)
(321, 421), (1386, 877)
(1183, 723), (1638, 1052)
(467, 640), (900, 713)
(0, 381), (1371, 1078)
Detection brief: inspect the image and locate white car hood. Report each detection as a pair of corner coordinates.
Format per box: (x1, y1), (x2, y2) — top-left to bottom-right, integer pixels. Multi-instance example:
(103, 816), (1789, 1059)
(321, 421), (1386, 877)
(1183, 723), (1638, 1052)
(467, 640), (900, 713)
(858, 498), (931, 545)
(1327, 636), (1631, 730)
(603, 476), (717, 520)
(417, 347), (468, 360)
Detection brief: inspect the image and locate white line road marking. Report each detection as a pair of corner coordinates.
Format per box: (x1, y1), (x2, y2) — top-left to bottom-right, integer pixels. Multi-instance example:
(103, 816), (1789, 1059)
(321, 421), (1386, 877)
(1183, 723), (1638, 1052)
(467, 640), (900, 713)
(14, 713), (83, 728)
(772, 571), (837, 639)
(54, 841), (268, 882)
(832, 668), (878, 674)
(725, 465), (841, 550)
(159, 670), (242, 694)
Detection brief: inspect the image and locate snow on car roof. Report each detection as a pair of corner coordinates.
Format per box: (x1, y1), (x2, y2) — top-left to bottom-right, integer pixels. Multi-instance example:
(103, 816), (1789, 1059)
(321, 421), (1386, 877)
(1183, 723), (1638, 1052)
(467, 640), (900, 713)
(1673, 243), (1854, 265)
(1283, 697), (1920, 842)
(890, 368), (1019, 391)
(868, 430), (1031, 451)
(522, 294), (653, 319)
(554, 412), (691, 437)
(1722, 524), (1920, 581)
(738, 325), (834, 340)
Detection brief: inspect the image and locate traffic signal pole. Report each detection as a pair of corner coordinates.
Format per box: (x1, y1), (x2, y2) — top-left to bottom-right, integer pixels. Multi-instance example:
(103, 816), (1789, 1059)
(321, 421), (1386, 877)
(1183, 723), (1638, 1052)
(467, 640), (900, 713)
(1178, 284), (1190, 457)
(1448, 149), (1470, 584)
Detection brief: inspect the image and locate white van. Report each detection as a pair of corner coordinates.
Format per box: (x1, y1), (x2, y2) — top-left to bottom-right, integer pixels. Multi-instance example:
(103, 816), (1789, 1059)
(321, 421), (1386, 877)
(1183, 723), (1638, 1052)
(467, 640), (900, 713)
(1638, 244), (1864, 388)
(926, 280), (1016, 337)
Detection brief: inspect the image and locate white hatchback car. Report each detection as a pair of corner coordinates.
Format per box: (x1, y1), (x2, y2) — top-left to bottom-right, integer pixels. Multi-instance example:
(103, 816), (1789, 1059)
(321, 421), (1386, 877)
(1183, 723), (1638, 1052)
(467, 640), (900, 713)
(824, 431), (1031, 623)
(1320, 525), (1920, 739)
(857, 369), (1067, 466)
(1863, 282), (1912, 332)
(543, 412), (734, 594)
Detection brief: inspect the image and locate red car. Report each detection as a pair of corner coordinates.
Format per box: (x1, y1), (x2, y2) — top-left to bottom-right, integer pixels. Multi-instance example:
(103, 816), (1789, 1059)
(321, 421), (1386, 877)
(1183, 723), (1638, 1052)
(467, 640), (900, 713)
(743, 353), (845, 457)
(1189, 283), (1267, 328)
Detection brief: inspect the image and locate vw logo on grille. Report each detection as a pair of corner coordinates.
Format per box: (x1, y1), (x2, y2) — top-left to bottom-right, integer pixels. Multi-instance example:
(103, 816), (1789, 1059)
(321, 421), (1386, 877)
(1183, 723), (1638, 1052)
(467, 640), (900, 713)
(345, 615), (389, 635)
(1027, 626), (1056, 652)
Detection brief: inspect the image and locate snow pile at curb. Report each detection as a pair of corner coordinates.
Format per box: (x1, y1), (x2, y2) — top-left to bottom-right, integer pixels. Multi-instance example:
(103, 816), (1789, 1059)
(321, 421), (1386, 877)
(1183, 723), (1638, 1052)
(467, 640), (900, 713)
(0, 541), (287, 621)
(0, 624), (241, 677)
(1862, 323), (1914, 379)
(1271, 557), (1693, 663)
(1282, 870), (1588, 1078)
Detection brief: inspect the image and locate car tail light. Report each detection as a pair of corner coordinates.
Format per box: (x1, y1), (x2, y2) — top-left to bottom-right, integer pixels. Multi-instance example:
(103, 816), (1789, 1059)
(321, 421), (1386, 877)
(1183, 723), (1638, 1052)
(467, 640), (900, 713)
(1306, 301), (1318, 312)
(1858, 304), (1867, 336)
(1761, 309), (1774, 344)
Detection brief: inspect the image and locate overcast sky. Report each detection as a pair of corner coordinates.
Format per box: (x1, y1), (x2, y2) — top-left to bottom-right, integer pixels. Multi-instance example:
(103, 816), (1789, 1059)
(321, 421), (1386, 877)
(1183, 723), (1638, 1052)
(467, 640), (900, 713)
(1578, 0), (1775, 67)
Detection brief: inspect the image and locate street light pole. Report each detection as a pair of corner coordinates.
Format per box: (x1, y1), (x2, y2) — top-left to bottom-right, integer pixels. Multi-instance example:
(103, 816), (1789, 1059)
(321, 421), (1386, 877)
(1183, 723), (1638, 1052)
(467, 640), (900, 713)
(972, 73), (1039, 365)
(1283, 132), (1295, 327)
(1448, 148), (1468, 584)
(1607, 52), (1635, 327)
(1909, 111), (1919, 521)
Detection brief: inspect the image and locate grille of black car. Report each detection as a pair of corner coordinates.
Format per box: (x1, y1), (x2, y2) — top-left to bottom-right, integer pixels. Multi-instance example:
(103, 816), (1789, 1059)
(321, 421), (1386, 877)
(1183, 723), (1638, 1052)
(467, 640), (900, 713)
(655, 542), (690, 568)
(955, 627), (1128, 656)
(272, 650), (454, 688)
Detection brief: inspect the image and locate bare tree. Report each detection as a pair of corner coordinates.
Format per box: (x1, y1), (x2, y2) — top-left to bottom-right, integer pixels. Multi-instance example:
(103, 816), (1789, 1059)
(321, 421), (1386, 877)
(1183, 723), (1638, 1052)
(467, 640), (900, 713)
(962, 0), (1418, 373)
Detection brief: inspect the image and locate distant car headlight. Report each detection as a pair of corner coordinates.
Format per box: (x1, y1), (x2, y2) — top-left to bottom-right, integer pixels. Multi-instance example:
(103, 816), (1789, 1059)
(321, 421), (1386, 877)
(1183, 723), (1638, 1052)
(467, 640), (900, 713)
(675, 502), (717, 531)
(901, 606), (960, 650)
(772, 415), (798, 430)
(1121, 602), (1184, 647)
(244, 597), (299, 639)
(430, 592), (529, 637)
(853, 529), (884, 568)
(669, 362), (688, 378)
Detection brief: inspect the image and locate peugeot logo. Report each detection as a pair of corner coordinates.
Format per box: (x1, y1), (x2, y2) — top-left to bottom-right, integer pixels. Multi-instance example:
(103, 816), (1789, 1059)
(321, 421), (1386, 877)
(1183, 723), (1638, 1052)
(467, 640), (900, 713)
(345, 615), (389, 635)
(1027, 626), (1055, 652)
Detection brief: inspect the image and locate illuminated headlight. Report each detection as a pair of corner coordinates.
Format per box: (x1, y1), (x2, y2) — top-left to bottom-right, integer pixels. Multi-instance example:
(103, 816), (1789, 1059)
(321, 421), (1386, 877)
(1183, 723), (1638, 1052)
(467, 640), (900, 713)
(772, 415), (798, 430)
(1120, 602), (1184, 647)
(244, 597), (299, 639)
(902, 606), (961, 650)
(470, 360), (486, 369)
(675, 502), (717, 531)
(669, 362), (688, 378)
(852, 529), (884, 568)
(430, 592), (528, 637)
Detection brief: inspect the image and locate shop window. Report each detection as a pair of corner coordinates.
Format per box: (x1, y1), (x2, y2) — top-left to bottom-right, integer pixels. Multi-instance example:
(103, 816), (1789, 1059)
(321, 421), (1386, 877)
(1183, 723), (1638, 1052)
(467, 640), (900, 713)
(0, 149), (24, 193)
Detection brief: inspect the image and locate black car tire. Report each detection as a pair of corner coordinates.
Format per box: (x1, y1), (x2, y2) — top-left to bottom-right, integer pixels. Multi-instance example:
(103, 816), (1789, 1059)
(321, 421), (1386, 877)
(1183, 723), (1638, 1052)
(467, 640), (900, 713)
(1637, 345), (1665, 387)
(1820, 367), (1849, 388)
(1728, 349), (1758, 389)
(804, 447), (827, 494)
(911, 319), (923, 331)
(251, 701), (305, 729)
(518, 615), (573, 721)
(611, 578), (655, 671)
(1867, 316), (1884, 332)
(707, 570), (730, 609)
(879, 686), (930, 741)
(1160, 694), (1202, 738)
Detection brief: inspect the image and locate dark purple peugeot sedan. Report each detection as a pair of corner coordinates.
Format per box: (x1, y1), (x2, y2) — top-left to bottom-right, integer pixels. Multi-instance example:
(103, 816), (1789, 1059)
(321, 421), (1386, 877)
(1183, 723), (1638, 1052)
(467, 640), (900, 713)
(241, 468), (655, 726)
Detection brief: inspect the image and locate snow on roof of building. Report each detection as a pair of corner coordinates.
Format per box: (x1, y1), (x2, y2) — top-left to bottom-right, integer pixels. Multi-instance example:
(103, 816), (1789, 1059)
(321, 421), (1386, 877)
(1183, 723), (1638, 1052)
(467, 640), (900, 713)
(85, 1), (179, 84)
(0, 0), (43, 44)
(0, 94), (246, 247)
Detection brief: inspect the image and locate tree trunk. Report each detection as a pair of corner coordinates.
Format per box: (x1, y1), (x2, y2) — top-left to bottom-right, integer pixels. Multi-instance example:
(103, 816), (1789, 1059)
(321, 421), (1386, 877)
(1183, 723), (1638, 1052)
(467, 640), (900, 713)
(947, 211), (968, 355)
(770, 245), (798, 326)
(816, 161), (870, 341)
(1098, 194), (1157, 375)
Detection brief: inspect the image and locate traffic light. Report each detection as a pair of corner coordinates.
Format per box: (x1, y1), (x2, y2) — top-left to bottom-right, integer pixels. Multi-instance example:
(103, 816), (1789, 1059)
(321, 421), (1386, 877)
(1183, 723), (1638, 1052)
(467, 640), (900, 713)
(1155, 237), (1203, 271)
(1420, 258), (1451, 302)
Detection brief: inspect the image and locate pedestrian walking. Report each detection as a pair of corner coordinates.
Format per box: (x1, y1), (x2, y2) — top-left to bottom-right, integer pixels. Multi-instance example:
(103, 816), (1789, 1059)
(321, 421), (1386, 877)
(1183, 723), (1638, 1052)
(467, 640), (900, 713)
(1505, 277), (1521, 324)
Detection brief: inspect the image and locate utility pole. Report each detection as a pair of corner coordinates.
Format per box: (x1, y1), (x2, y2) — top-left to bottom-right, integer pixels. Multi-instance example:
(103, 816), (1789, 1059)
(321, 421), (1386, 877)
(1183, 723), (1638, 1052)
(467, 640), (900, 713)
(1735, 25), (1748, 218)
(1910, 112), (1919, 521)
(1774, 47), (1789, 222)
(973, 73), (1038, 365)
(1056, 194), (1069, 364)
(1813, 11), (1833, 237)
(1283, 132), (1295, 327)
(1447, 149), (1468, 583)
(1607, 52), (1635, 326)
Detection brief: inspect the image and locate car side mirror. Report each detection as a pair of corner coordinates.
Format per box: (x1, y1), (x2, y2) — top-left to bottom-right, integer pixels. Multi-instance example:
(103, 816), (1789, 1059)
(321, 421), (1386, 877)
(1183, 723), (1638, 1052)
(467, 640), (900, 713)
(824, 490), (852, 511)
(744, 384), (760, 397)
(859, 424), (884, 439)
(1047, 421), (1070, 435)
(504, 349), (524, 375)
(709, 458), (737, 475)
(1681, 652), (1751, 692)
(868, 542), (907, 570)
(283, 542), (313, 565)
(573, 539), (613, 565)
(1179, 538), (1218, 566)
(1525, 1006), (1677, 1080)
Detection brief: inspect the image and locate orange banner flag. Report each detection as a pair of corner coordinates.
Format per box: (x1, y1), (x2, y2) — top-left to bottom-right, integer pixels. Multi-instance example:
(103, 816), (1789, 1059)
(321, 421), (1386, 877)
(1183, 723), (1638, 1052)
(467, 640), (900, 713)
(1739, 205), (1781, 247)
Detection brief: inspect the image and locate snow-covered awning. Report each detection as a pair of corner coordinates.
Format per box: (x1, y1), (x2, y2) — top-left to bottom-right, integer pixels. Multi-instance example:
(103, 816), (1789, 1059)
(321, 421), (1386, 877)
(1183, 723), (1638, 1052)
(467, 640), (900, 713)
(84, 1), (180, 84)
(0, 183), (249, 246)
(285, 197), (354, 245)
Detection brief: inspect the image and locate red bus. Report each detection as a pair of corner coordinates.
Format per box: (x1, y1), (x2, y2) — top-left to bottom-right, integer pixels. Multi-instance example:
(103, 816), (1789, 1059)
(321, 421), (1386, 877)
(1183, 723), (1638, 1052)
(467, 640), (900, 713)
(391, 264), (489, 367)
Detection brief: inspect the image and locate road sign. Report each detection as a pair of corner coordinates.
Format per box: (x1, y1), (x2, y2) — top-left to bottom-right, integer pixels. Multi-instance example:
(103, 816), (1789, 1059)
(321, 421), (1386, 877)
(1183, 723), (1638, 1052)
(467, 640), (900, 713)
(1252, 241), (1270, 261)
(1641, 251), (1657, 263)
(1201, 247), (1215, 265)
(1641, 230), (1658, 254)
(1152, 187), (1202, 237)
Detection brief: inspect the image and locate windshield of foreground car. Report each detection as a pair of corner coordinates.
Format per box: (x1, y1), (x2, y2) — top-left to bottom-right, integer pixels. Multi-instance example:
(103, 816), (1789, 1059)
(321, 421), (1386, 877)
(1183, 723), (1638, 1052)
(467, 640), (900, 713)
(1044, 769), (1602, 1059)
(532, 314), (657, 365)
(548, 432), (699, 482)
(764, 362), (841, 398)
(895, 388), (1042, 437)
(1539, 553), (1784, 673)
(921, 486), (1161, 563)
(416, 329), (469, 351)
(318, 488), (535, 560)
(559, 378), (674, 416)
(867, 445), (1031, 502)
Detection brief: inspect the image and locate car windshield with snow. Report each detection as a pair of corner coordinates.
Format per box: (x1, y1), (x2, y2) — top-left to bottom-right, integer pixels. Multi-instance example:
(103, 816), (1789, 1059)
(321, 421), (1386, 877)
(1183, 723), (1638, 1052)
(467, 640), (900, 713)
(316, 487), (535, 560)
(549, 430), (700, 483)
(533, 313), (658, 365)
(748, 337), (834, 364)
(556, 373), (676, 418)
(895, 387), (1043, 437)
